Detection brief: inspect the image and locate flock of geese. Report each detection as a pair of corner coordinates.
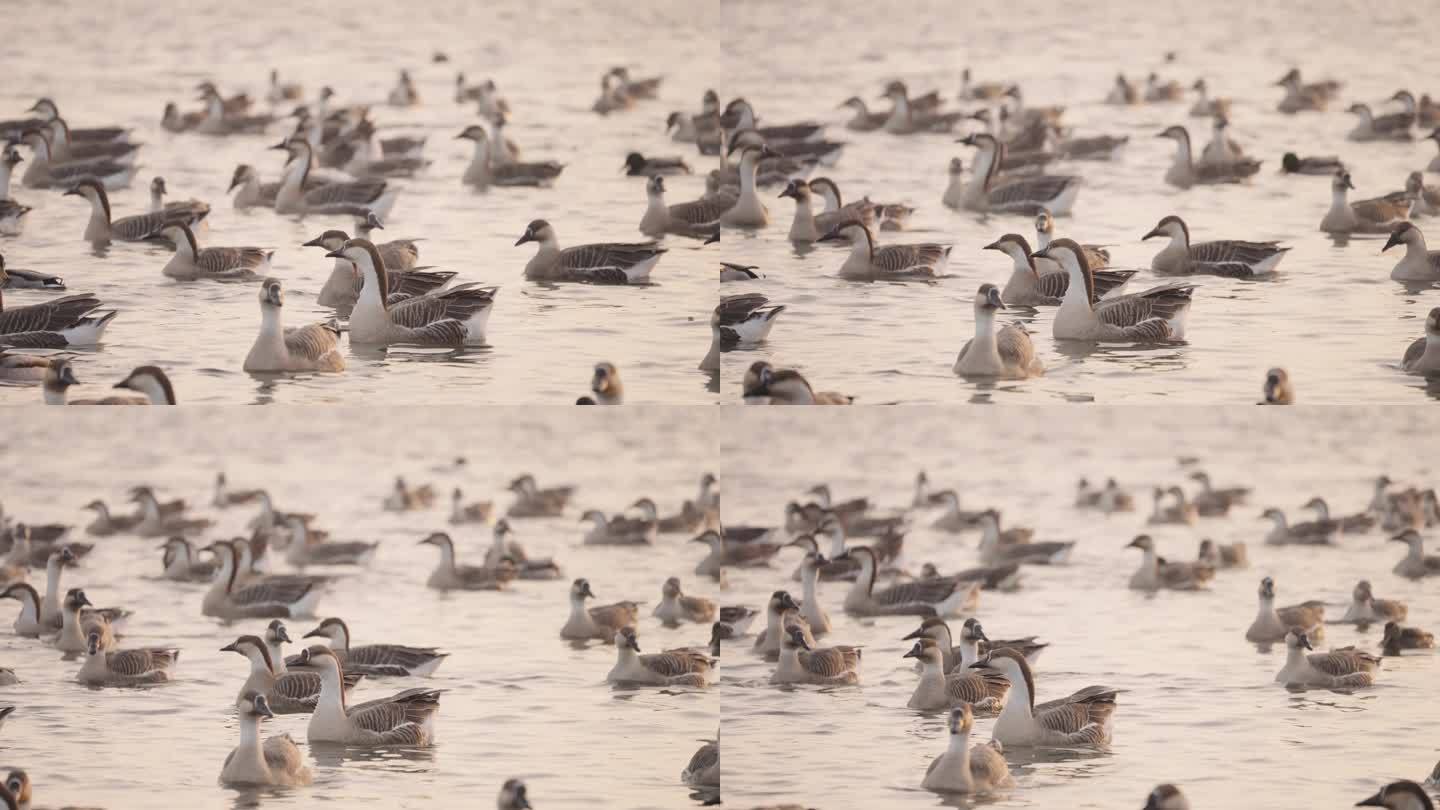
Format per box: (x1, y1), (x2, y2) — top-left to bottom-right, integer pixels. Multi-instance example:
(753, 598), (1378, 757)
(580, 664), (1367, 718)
(0, 63), (725, 404)
(0, 469), (723, 807)
(710, 65), (1440, 404)
(717, 469), (1438, 808)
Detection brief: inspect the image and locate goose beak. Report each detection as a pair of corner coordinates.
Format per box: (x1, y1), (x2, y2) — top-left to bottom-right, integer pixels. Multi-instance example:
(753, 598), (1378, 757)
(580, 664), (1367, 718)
(323, 248), (344, 259)
(219, 641), (238, 653)
(514, 231), (534, 246)
(1382, 230), (1405, 252)
(302, 236), (326, 248)
(1141, 227), (1163, 241)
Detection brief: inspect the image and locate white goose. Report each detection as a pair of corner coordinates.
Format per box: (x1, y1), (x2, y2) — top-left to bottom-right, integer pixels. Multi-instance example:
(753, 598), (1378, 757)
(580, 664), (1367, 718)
(272, 139), (397, 219)
(328, 239), (496, 345)
(293, 645), (442, 745)
(970, 649), (1118, 747)
(1039, 239), (1195, 342)
(953, 284), (1043, 379)
(920, 704), (1014, 794)
(243, 278), (344, 373)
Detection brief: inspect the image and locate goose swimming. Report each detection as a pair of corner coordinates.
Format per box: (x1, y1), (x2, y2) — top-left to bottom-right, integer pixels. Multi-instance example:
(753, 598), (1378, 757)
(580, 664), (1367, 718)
(905, 637), (1009, 712)
(1357, 781), (1436, 810)
(1144, 215), (1288, 277)
(921, 705), (1014, 796)
(630, 497), (703, 535)
(742, 361), (853, 405)
(1274, 69), (1339, 113)
(905, 617), (1047, 674)
(457, 125), (563, 189)
(1341, 580), (1407, 623)
(1197, 539), (1247, 569)
(449, 488), (493, 525)
(818, 222), (949, 279)
(1189, 79), (1231, 118)
(420, 533), (515, 591)
(639, 176), (731, 240)
(1127, 535), (1213, 590)
(773, 624), (861, 686)
(516, 219), (664, 284)
(1260, 507), (1333, 545)
(561, 578), (640, 642)
(242, 278), (344, 373)
(293, 645), (441, 746)
(506, 475), (574, 518)
(1321, 170), (1409, 234)
(1276, 629), (1380, 688)
(1158, 125), (1260, 187)
(220, 692), (312, 787)
(953, 284), (1043, 379)
(977, 516), (1072, 567)
(588, 362), (623, 405)
(77, 631), (178, 686)
(580, 509), (655, 546)
(483, 520), (561, 580)
(158, 223), (270, 281)
(654, 577), (717, 625)
(1381, 621), (1435, 656)
(840, 546), (978, 617)
(305, 220), (443, 309)
(299, 617), (447, 677)
(159, 536), (216, 582)
(791, 550), (832, 635)
(1390, 530), (1440, 579)
(1039, 239), (1194, 342)
(57, 587), (126, 652)
(328, 239), (495, 345)
(18, 129), (138, 190)
(1245, 576), (1325, 643)
(1144, 784), (1191, 810)
(0, 272), (113, 349)
(42, 361), (173, 405)
(983, 233), (1133, 307)
(63, 178), (191, 244)
(1402, 307), (1440, 374)
(222, 634), (362, 713)
(1259, 367), (1294, 404)
(1300, 496), (1373, 534)
(778, 179), (853, 243)
(608, 627), (714, 687)
(958, 134), (1081, 215)
(1348, 103), (1414, 142)
(753, 590), (815, 660)
(718, 144), (774, 227)
(202, 540), (324, 619)
(1148, 488), (1198, 525)
(704, 292), (785, 373)
(1197, 115), (1246, 167)
(0, 149), (30, 236)
(272, 139), (396, 218)
(1384, 223), (1440, 283)
(970, 649), (1117, 747)
(839, 96), (889, 131)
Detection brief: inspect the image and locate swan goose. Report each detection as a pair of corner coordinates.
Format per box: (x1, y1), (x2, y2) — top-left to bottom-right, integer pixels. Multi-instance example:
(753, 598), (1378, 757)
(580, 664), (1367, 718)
(580, 509), (655, 545)
(1347, 103), (1414, 142)
(18, 129), (137, 190)
(1357, 781), (1435, 810)
(221, 692), (312, 786)
(298, 618), (448, 677)
(639, 175), (732, 239)
(201, 540), (324, 619)
(953, 283), (1043, 379)
(654, 577), (717, 625)
(958, 134), (1081, 215)
(984, 233), (1135, 307)
(1196, 539), (1248, 569)
(63, 178), (193, 243)
(792, 550), (832, 635)
(904, 617), (1047, 674)
(920, 704), (1014, 794)
(77, 630), (178, 686)
(561, 578), (639, 642)
(159, 223), (270, 281)
(773, 625), (860, 685)
(706, 292), (784, 372)
(293, 645), (442, 745)
(1144, 215), (1289, 277)
(159, 536), (216, 582)
(905, 637), (1009, 712)
(1038, 239), (1194, 342)
(0, 583), (46, 636)
(328, 238), (496, 345)
(1275, 629), (1379, 688)
(1384, 223), (1440, 283)
(517, 219), (664, 284)
(1389, 530), (1440, 579)
(243, 278), (344, 373)
(1341, 579), (1407, 623)
(1260, 508), (1334, 545)
(457, 125), (562, 189)
(222, 634), (362, 712)
(818, 222), (949, 279)
(969, 649), (1118, 747)
(55, 590), (128, 652)
(752, 590), (815, 660)
(1126, 535), (1213, 591)
(1321, 170), (1408, 234)
(271, 139), (397, 218)
(1157, 125), (1261, 187)
(608, 627), (714, 686)
(839, 546), (979, 617)
(420, 532), (515, 590)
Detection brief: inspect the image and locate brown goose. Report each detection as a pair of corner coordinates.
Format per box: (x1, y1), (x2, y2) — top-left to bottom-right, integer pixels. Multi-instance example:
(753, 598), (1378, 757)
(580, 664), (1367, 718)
(772, 625), (861, 685)
(818, 222), (950, 279)
(840, 546), (978, 617)
(296, 617), (447, 677)
(1144, 215), (1289, 277)
(1038, 239), (1194, 342)
(222, 635), (363, 713)
(904, 637), (1009, 712)
(517, 219), (664, 284)
(1158, 126), (1261, 188)
(293, 645), (442, 746)
(970, 649), (1118, 747)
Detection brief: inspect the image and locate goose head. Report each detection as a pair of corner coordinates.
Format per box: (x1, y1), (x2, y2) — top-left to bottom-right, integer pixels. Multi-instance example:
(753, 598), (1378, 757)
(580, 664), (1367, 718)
(1144, 784), (1190, 810)
(902, 636), (943, 665)
(646, 175), (665, 197)
(591, 362), (619, 398)
(418, 532), (455, 552)
(304, 617), (350, 648)
(615, 626), (641, 652)
(1356, 780), (1434, 810)
(498, 778), (533, 810)
(3, 770), (29, 806)
(239, 690), (276, 720)
(570, 577), (596, 601)
(302, 229), (351, 252)
(1383, 222), (1420, 252)
(948, 703), (975, 736)
(1143, 215), (1189, 245)
(902, 616), (949, 643)
(220, 635), (275, 671)
(778, 179), (810, 202)
(1389, 529), (1422, 548)
(257, 277), (285, 312)
(661, 576), (683, 600)
(1333, 169), (1356, 192)
(961, 618), (989, 644)
(115, 366), (176, 405)
(291, 644), (343, 677)
(1126, 534), (1156, 552)
(267, 619), (292, 648)
(1284, 628), (1313, 651)
(1262, 368), (1292, 404)
(983, 233), (1036, 273)
(974, 282), (1006, 314)
(781, 624), (811, 652)
(227, 164), (257, 192)
(84, 630), (102, 656)
(514, 219), (555, 247)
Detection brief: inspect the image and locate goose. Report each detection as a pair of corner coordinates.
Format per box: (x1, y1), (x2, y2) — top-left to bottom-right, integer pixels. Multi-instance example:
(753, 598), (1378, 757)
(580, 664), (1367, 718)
(1301, 496), (1374, 534)
(381, 69), (418, 106)
(741, 361), (852, 405)
(46, 117), (142, 165)
(456, 74), (509, 116)
(497, 777), (539, 809)
(506, 475), (574, 517)
(449, 488), (493, 525)
(280, 519), (377, 569)
(21, 99), (130, 143)
(728, 128), (845, 166)
(1189, 79), (1231, 118)
(808, 177), (911, 231)
(1348, 103), (1414, 142)
(1384, 223), (1440, 282)
(1145, 73), (1184, 102)
(970, 649), (1117, 747)
(212, 474), (262, 511)
(682, 737), (720, 788)
(1143, 215), (1288, 277)
(839, 96), (889, 131)
(639, 176), (732, 240)
(327, 239), (496, 345)
(82, 500), (143, 536)
(880, 82), (966, 134)
(1381, 620), (1435, 656)
(1158, 125), (1260, 187)
(1403, 308), (1440, 374)
(608, 627), (714, 687)
(419, 532), (515, 591)
(839, 546), (978, 617)
(266, 69), (303, 103)
(341, 121), (430, 180)
(1144, 784), (1191, 810)
(1033, 210), (1109, 268)
(930, 490), (987, 532)
(1260, 507), (1333, 546)
(580, 510), (655, 546)
(516, 219), (663, 284)
(242, 278), (344, 373)
(1197, 539), (1248, 569)
(1052, 131), (1130, 161)
(271, 139), (396, 218)
(159, 537), (216, 582)
(752, 590), (816, 660)
(921, 703), (1013, 795)
(158, 223), (270, 282)
(1357, 781), (1435, 810)
(1281, 152), (1345, 175)
(561, 578), (639, 642)
(1390, 530), (1440, 578)
(227, 164), (282, 209)
(654, 577), (717, 625)
(201, 540), (324, 619)
(718, 144), (774, 227)
(42, 361), (173, 405)
(299, 617), (447, 677)
(1188, 471), (1249, 507)
(977, 516), (1073, 567)
(161, 101), (206, 133)
(62, 178), (189, 244)
(148, 177), (209, 232)
(1197, 115), (1246, 167)
(791, 550), (833, 635)
(222, 635), (362, 712)
(1260, 367), (1294, 404)
(818, 222), (949, 279)
(773, 624), (861, 686)
(1274, 69), (1338, 113)
(1429, 128), (1440, 172)
(76, 630), (178, 686)
(1341, 580), (1407, 623)
(130, 486), (204, 535)
(1127, 535), (1213, 591)
(305, 221), (445, 310)
(0, 581), (49, 636)
(958, 134), (1081, 215)
(457, 125), (563, 189)
(482, 520), (561, 580)
(905, 637), (1009, 712)
(718, 605), (759, 639)
(1321, 170), (1409, 234)
(1148, 488), (1198, 525)
(0, 149), (31, 236)
(220, 692), (311, 787)
(905, 617), (1047, 674)
(705, 292), (784, 372)
(953, 283), (1043, 379)
(588, 362), (623, 405)
(630, 498), (703, 535)
(18, 129), (138, 190)
(1276, 629), (1379, 688)
(778, 179), (853, 243)
(1039, 239), (1194, 342)
(1245, 576), (1325, 643)
(958, 68), (1011, 101)
(941, 157), (967, 210)
(1401, 171), (1440, 216)
(195, 85), (271, 135)
(35, 545), (80, 628)
(293, 645), (441, 745)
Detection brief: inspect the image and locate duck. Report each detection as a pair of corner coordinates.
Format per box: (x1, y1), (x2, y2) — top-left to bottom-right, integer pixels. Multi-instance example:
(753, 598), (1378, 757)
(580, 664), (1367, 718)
(608, 627), (714, 687)
(158, 537), (216, 582)
(281, 519), (378, 568)
(516, 219), (663, 284)
(958, 134), (1081, 215)
(1390, 530), (1440, 578)
(639, 176), (732, 240)
(1321, 170), (1409, 234)
(220, 692), (312, 787)
(904, 637), (1009, 712)
(561, 578), (640, 642)
(293, 645), (441, 745)
(772, 625), (861, 686)
(1127, 535), (1213, 591)
(741, 361), (853, 405)
(222, 634), (362, 713)
(1276, 629), (1380, 688)
(76, 630), (178, 686)
(839, 546), (978, 617)
(1143, 215), (1289, 277)
(818, 222), (949, 279)
(920, 704), (1014, 794)
(1384, 223), (1440, 283)
(419, 533), (515, 591)
(242, 278), (344, 373)
(1260, 508), (1333, 545)
(327, 239), (496, 345)
(17, 129), (138, 190)
(457, 125), (563, 189)
(1158, 125), (1261, 187)
(1189, 79), (1230, 118)
(1341, 580), (1407, 623)
(1348, 103), (1414, 142)
(654, 577), (717, 625)
(1403, 307), (1440, 374)
(953, 283), (1043, 379)
(1357, 781), (1436, 810)
(201, 540), (324, 619)
(449, 488), (493, 525)
(970, 649), (1118, 747)
(1245, 576), (1325, 643)
(299, 617), (447, 677)
(1038, 239), (1194, 342)
(42, 361), (173, 405)
(272, 139), (396, 218)
(1281, 152), (1345, 175)
(1197, 539), (1248, 569)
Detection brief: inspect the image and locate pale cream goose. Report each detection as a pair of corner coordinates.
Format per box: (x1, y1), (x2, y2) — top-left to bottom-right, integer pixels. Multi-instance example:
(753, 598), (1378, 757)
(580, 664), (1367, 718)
(1245, 576), (1325, 643)
(76, 631), (179, 686)
(772, 625), (861, 685)
(293, 645), (442, 746)
(920, 704), (1014, 794)
(970, 649), (1118, 747)
(608, 627), (714, 687)
(561, 578), (640, 642)
(1038, 240), (1194, 342)
(1275, 629), (1380, 688)
(243, 278), (344, 373)
(953, 283), (1043, 379)
(327, 239), (496, 345)
(220, 692), (312, 786)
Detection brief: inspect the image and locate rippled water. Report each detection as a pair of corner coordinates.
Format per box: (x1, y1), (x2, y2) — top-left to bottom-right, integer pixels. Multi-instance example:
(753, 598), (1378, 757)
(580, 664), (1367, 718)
(0, 408), (717, 809)
(717, 0), (1440, 404)
(1, 0), (723, 405)
(719, 407), (1440, 809)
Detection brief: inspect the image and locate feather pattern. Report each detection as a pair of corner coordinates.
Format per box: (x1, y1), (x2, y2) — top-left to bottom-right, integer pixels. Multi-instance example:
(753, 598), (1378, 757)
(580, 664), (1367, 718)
(873, 244), (950, 275)
(107, 647), (178, 676)
(799, 645), (862, 677)
(988, 175), (1079, 211)
(0, 293), (102, 334)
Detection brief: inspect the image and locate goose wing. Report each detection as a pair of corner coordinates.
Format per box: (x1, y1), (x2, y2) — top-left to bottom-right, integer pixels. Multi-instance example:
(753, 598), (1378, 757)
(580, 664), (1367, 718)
(1352, 196), (1410, 225)
(388, 283), (496, 329)
(272, 671), (325, 706)
(1307, 649), (1380, 676)
(492, 161), (564, 186)
(946, 671), (1010, 704)
(1158, 560), (1214, 589)
(717, 293), (771, 326)
(349, 687), (441, 737)
(801, 646), (861, 677)
(1277, 601), (1326, 628)
(230, 578), (314, 609)
(1404, 336), (1427, 369)
(262, 734), (305, 773)
(872, 243), (949, 276)
(589, 601), (640, 632)
(107, 647), (177, 676)
(111, 210), (186, 241)
(284, 322), (343, 363)
(197, 247), (270, 278)
(390, 269), (454, 298)
(1094, 283), (1194, 332)
(987, 175), (1078, 211)
(0, 293), (101, 334)
(1194, 159), (1262, 183)
(0, 330), (69, 349)
(670, 193), (735, 227)
(872, 577), (963, 607)
(347, 644), (445, 674)
(1189, 240), (1286, 265)
(1035, 685), (1118, 733)
(558, 242), (665, 275)
(304, 179), (387, 208)
(996, 324), (1038, 373)
(641, 650), (711, 677)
